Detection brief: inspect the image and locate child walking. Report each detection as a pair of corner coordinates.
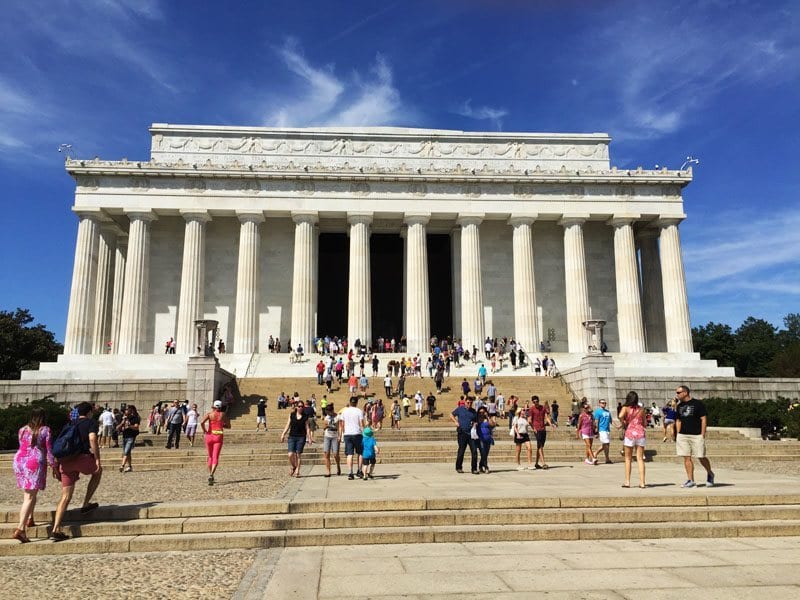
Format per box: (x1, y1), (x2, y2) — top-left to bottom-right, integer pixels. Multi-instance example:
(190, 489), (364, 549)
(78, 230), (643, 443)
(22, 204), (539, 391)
(362, 427), (380, 480)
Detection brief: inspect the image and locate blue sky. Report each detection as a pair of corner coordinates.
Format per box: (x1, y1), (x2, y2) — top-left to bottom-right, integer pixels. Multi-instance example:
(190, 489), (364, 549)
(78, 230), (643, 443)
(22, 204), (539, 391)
(1, 0), (798, 342)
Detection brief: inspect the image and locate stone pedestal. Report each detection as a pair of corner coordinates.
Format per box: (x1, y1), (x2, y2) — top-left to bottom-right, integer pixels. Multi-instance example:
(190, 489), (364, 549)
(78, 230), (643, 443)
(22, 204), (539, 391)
(578, 354), (616, 404)
(186, 356), (222, 415)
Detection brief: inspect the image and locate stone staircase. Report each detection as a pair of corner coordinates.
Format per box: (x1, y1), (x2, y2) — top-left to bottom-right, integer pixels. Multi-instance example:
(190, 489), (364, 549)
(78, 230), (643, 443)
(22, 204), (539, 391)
(3, 492), (800, 556)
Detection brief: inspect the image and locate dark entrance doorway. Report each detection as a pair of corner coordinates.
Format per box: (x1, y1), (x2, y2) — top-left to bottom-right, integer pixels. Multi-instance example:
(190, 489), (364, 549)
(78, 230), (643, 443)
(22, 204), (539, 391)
(370, 234), (403, 343)
(317, 233), (348, 338)
(427, 234), (453, 339)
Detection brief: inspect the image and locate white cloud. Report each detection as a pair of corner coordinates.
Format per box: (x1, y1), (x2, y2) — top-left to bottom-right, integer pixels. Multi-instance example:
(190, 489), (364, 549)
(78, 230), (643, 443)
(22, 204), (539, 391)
(455, 99), (508, 130)
(590, 3), (799, 140)
(264, 42), (411, 128)
(684, 205), (800, 291)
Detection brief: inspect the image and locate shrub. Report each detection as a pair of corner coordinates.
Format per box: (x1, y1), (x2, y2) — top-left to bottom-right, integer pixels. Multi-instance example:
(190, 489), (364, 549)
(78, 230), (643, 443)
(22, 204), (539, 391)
(0, 398), (70, 451)
(704, 397), (799, 438)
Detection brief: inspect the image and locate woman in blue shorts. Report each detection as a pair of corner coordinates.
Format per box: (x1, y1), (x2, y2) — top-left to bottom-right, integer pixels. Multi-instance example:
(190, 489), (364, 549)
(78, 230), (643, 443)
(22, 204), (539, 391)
(280, 401), (311, 477)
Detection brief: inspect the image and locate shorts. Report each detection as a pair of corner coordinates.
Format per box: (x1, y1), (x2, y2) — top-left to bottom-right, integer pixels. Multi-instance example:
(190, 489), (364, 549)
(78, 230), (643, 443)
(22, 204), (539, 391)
(185, 424), (197, 437)
(515, 433), (531, 445)
(101, 425), (113, 437)
(344, 434), (363, 456)
(58, 453), (99, 487)
(664, 418), (675, 425)
(122, 436), (136, 456)
(257, 416), (266, 424)
(287, 435), (306, 454)
(623, 436), (646, 447)
(363, 456), (376, 466)
(534, 430), (547, 448)
(323, 436), (340, 454)
(598, 431), (611, 445)
(676, 433), (706, 457)
(581, 433), (593, 440)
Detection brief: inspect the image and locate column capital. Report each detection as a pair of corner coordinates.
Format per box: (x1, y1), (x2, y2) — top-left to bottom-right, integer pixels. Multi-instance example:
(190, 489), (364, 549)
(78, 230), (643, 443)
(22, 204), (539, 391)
(656, 214), (686, 227)
(404, 212), (430, 226)
(635, 227), (660, 240)
(558, 214), (590, 227)
(72, 207), (107, 222)
(291, 211), (319, 225)
(607, 213), (641, 227)
(124, 209), (157, 222)
(508, 213), (538, 227)
(347, 212), (373, 226)
(180, 209), (212, 223)
(236, 210), (265, 224)
(456, 213), (484, 227)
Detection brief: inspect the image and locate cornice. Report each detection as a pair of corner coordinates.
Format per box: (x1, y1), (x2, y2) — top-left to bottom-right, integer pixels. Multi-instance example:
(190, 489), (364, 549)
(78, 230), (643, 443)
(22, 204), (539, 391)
(65, 159), (692, 187)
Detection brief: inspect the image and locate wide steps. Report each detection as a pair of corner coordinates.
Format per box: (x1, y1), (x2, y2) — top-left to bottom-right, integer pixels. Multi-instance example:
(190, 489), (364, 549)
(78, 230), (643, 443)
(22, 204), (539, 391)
(3, 494), (800, 556)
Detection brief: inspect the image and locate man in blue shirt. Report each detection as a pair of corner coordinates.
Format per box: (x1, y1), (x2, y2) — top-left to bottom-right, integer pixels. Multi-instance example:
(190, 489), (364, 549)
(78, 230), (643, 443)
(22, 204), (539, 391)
(592, 399), (613, 463)
(449, 398), (478, 474)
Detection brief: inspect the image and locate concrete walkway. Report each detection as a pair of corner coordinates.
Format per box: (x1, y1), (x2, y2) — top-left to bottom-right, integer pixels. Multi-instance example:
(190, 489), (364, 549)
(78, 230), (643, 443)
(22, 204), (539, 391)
(236, 461), (800, 599)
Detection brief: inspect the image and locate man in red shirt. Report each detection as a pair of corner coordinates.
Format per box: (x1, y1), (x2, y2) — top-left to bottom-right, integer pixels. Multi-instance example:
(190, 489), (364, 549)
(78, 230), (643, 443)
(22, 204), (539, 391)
(528, 395), (555, 469)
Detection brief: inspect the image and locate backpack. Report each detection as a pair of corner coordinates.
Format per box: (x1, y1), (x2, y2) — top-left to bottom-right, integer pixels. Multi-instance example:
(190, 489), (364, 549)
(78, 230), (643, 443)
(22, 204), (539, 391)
(52, 421), (85, 459)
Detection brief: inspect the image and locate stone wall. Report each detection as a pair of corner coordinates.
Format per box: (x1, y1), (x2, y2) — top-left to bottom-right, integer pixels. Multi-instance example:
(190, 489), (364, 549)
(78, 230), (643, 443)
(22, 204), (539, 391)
(0, 379), (187, 409)
(616, 377), (800, 405)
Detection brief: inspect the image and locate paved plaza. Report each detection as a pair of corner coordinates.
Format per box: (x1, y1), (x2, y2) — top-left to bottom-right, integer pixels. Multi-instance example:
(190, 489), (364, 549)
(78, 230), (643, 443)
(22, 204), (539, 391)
(2, 460), (800, 597)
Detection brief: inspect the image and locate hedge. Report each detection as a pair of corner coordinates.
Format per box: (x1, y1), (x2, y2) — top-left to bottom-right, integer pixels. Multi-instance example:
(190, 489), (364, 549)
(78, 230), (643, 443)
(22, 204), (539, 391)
(704, 397), (800, 439)
(0, 398), (70, 451)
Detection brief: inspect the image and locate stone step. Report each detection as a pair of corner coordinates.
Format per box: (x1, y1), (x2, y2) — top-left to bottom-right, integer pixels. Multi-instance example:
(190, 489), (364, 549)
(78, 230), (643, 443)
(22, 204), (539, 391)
(4, 504), (800, 540)
(3, 517), (800, 556)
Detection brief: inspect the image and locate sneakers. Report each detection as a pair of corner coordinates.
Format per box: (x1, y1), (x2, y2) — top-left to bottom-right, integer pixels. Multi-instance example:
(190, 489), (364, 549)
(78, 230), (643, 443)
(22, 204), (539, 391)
(208, 475), (214, 486)
(348, 473), (355, 480)
(516, 465), (526, 471)
(534, 464), (543, 470)
(584, 458), (594, 465)
(356, 470), (364, 479)
(707, 472), (715, 487)
(681, 479), (696, 488)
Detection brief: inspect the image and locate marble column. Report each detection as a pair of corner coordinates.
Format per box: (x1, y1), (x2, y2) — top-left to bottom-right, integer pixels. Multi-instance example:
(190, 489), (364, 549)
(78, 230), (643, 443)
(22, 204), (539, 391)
(64, 209), (101, 355)
(109, 236), (127, 354)
(659, 217), (693, 352)
(347, 213), (372, 349)
(610, 215), (646, 353)
(290, 211), (318, 353)
(176, 211), (211, 354)
(404, 213), (431, 355)
(458, 214), (485, 354)
(637, 228), (666, 352)
(91, 226), (117, 354)
(559, 215), (590, 354)
(233, 212), (264, 354)
(509, 215), (540, 354)
(117, 211), (156, 355)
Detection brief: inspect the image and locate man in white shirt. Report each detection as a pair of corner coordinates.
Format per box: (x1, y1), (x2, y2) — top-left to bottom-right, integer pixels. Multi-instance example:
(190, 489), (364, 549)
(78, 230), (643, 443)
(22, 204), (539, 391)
(99, 407), (115, 448)
(339, 396), (366, 479)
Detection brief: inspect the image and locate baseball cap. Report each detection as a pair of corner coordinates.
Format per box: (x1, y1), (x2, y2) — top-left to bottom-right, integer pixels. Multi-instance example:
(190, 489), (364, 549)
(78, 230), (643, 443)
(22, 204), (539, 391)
(363, 427), (373, 437)
(213, 400), (222, 408)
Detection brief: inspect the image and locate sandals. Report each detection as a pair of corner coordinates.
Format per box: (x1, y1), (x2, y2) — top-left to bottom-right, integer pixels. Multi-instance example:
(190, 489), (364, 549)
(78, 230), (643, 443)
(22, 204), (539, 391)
(26, 516), (36, 527)
(12, 529), (30, 543)
(50, 530), (69, 542)
(621, 484), (630, 488)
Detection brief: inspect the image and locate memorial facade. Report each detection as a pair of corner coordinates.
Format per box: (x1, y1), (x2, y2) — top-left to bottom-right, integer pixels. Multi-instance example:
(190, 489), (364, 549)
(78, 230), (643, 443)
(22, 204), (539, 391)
(59, 124), (699, 367)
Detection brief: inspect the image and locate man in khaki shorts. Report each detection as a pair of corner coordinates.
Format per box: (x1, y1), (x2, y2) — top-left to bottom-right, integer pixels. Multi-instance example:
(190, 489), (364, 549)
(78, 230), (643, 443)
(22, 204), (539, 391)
(675, 385), (715, 488)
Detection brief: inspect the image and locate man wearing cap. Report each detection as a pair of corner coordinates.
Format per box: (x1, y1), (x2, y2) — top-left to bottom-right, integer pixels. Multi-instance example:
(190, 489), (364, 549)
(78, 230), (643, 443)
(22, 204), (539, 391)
(450, 397), (478, 474)
(592, 399), (613, 464)
(339, 396), (367, 480)
(256, 397), (268, 432)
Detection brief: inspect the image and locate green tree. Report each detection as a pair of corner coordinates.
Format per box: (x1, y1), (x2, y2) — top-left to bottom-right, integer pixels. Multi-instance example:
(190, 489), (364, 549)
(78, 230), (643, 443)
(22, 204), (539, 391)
(771, 342), (800, 378)
(779, 313), (800, 346)
(0, 308), (63, 380)
(692, 322), (736, 367)
(734, 317), (779, 377)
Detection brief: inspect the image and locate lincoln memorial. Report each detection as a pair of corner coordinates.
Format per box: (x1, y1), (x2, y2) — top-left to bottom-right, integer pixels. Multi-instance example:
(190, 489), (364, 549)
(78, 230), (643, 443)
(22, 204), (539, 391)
(24, 124), (734, 384)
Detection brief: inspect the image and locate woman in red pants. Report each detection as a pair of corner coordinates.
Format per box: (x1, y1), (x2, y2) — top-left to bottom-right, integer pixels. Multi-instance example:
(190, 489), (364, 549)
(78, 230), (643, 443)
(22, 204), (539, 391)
(200, 400), (230, 485)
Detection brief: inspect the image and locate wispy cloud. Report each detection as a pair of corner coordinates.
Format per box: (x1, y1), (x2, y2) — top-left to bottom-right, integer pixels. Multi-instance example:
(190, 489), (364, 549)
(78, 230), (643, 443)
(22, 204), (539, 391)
(454, 99), (508, 130)
(264, 41), (412, 127)
(684, 205), (800, 292)
(590, 2), (799, 140)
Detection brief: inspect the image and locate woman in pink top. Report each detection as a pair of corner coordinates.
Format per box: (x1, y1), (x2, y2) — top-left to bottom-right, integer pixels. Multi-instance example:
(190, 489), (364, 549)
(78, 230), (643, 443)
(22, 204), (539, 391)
(201, 401), (230, 486)
(618, 391), (647, 488)
(576, 402), (597, 465)
(12, 407), (54, 543)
